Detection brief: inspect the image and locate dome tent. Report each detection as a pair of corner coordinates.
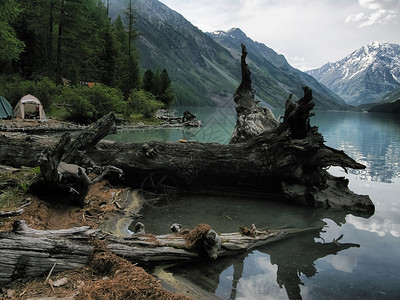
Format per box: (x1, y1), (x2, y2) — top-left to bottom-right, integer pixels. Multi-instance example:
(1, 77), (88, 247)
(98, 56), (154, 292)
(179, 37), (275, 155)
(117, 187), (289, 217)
(13, 94), (46, 120)
(0, 96), (13, 119)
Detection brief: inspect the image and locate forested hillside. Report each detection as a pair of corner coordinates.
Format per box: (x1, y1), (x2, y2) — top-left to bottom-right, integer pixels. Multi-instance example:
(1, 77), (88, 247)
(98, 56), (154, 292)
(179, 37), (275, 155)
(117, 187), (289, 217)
(0, 0), (173, 123)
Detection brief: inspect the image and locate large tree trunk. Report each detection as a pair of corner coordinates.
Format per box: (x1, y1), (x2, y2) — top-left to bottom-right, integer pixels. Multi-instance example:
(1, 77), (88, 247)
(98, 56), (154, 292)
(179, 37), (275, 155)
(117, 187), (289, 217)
(0, 220), (319, 285)
(0, 45), (374, 212)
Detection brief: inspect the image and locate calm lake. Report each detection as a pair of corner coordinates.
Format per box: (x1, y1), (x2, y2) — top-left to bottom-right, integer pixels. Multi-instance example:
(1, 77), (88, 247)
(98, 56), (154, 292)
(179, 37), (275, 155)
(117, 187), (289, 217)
(106, 108), (400, 300)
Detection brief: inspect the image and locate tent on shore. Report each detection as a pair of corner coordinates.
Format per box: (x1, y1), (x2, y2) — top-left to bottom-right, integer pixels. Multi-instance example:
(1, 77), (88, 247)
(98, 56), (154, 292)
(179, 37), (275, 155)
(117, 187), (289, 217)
(13, 94), (47, 120)
(0, 96), (13, 119)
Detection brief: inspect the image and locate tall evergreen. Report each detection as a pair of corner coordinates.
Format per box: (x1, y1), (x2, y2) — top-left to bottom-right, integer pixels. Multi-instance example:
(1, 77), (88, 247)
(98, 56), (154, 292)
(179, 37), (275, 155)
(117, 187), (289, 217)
(114, 16), (128, 55)
(114, 14), (140, 97)
(142, 69), (155, 93)
(0, 0), (24, 67)
(98, 21), (121, 86)
(158, 68), (174, 107)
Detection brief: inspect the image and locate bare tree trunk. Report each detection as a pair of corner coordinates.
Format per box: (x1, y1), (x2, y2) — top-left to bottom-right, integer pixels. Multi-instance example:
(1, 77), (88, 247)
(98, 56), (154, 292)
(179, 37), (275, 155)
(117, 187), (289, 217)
(56, 0), (65, 85)
(0, 220), (319, 285)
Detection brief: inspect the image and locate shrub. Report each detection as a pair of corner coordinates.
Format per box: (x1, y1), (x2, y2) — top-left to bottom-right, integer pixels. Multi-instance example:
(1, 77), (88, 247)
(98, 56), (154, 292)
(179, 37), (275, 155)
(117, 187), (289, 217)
(127, 89), (164, 119)
(84, 84), (125, 119)
(32, 76), (60, 110)
(54, 84), (124, 124)
(0, 75), (59, 109)
(54, 86), (96, 124)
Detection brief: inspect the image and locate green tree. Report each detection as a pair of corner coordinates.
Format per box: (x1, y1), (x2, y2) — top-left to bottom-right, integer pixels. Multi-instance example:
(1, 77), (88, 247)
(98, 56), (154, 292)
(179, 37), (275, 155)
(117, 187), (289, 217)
(142, 69), (154, 93)
(158, 68), (175, 107)
(0, 0), (24, 66)
(118, 54), (140, 98)
(114, 15), (128, 55)
(114, 10), (140, 97)
(98, 21), (121, 86)
(125, 0), (139, 56)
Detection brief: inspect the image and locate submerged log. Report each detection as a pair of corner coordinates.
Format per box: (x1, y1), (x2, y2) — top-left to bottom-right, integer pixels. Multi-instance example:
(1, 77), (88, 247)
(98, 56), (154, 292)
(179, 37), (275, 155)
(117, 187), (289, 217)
(0, 220), (319, 285)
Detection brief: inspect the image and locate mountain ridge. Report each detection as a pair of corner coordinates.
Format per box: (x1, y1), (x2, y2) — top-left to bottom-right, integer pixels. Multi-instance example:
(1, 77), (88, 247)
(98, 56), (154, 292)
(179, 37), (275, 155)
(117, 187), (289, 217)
(307, 42), (400, 106)
(208, 28), (347, 109)
(109, 0), (347, 110)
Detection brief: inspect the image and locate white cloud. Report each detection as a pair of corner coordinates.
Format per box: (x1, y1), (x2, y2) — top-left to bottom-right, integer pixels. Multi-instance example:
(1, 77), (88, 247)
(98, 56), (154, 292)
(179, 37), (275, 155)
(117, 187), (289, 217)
(159, 0), (400, 69)
(359, 0), (400, 11)
(325, 255), (358, 273)
(347, 214), (400, 237)
(346, 0), (400, 27)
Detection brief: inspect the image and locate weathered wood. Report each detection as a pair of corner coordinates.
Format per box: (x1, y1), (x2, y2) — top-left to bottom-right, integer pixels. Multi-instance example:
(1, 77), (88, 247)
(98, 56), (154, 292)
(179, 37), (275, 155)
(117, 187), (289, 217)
(30, 112), (123, 206)
(0, 118), (373, 211)
(230, 44), (279, 144)
(0, 220), (319, 285)
(0, 208), (24, 217)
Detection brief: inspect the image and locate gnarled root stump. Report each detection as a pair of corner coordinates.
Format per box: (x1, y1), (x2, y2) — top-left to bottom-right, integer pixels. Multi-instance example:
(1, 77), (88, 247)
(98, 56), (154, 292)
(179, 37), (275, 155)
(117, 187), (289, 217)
(30, 112), (123, 206)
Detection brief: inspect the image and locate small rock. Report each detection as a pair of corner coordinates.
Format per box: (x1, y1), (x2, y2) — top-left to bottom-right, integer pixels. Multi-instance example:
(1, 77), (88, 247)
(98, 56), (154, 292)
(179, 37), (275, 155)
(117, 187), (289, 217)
(53, 277), (69, 287)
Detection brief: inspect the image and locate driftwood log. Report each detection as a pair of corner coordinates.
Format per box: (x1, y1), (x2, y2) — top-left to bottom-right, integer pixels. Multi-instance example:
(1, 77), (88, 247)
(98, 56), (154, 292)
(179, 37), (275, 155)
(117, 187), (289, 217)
(0, 44), (374, 212)
(0, 220), (319, 285)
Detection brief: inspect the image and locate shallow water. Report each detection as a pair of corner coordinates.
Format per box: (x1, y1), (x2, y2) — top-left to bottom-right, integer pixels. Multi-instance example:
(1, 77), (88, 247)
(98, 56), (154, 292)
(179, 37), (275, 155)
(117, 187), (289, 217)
(108, 108), (400, 299)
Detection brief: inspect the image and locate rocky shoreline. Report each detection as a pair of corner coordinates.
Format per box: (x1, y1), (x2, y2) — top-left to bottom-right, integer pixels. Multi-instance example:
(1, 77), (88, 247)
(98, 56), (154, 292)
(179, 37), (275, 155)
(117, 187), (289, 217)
(0, 117), (201, 134)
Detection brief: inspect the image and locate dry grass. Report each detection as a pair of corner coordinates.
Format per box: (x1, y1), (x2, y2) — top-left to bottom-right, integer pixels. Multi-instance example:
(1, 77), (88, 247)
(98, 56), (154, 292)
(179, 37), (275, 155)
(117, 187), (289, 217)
(179, 223), (212, 250)
(3, 247), (190, 300)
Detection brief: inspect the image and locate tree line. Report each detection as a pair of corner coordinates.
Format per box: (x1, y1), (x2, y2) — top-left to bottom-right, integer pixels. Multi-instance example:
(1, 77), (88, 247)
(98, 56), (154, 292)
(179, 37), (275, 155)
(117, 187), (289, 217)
(0, 0), (174, 123)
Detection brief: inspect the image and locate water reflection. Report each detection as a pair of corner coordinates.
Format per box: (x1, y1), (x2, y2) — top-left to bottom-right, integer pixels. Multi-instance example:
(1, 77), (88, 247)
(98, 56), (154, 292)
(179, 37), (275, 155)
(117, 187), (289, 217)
(164, 201), (371, 300)
(311, 111), (400, 183)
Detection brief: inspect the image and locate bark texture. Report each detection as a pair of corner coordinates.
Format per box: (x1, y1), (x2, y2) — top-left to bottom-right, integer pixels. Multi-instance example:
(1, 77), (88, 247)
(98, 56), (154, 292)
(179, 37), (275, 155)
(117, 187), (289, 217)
(29, 112), (123, 206)
(230, 44), (279, 144)
(0, 220), (317, 285)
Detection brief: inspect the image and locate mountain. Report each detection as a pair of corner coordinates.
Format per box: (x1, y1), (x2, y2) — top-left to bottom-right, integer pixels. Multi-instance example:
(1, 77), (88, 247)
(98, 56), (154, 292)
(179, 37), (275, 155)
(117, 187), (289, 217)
(378, 86), (400, 103)
(367, 86), (400, 113)
(307, 42), (400, 106)
(208, 28), (347, 110)
(109, 0), (347, 109)
(109, 0), (238, 106)
(368, 99), (400, 113)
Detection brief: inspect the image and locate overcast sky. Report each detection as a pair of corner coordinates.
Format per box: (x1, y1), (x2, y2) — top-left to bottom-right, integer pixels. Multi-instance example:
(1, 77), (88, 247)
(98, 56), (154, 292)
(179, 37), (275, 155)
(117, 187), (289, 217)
(158, 0), (400, 71)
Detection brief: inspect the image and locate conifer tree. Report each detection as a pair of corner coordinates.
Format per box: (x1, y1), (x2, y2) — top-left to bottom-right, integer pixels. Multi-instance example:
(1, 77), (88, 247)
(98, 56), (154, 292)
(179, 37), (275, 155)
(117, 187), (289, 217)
(158, 68), (175, 107)
(142, 69), (155, 93)
(98, 21), (121, 86)
(0, 0), (24, 66)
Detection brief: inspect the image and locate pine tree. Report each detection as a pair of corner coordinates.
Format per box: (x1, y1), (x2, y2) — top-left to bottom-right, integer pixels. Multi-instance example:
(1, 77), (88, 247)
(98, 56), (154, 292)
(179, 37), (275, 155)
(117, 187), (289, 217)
(98, 21), (121, 86)
(142, 69), (155, 93)
(158, 68), (175, 107)
(114, 15), (128, 55)
(0, 0), (24, 66)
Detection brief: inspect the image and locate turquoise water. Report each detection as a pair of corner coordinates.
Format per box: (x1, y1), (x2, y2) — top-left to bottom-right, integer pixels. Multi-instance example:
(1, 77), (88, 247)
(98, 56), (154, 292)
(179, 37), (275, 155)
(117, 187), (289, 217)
(107, 108), (400, 299)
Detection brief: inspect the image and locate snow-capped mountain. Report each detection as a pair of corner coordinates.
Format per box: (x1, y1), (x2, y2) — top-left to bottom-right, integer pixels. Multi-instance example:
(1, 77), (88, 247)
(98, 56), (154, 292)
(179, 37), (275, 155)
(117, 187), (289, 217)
(307, 42), (400, 106)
